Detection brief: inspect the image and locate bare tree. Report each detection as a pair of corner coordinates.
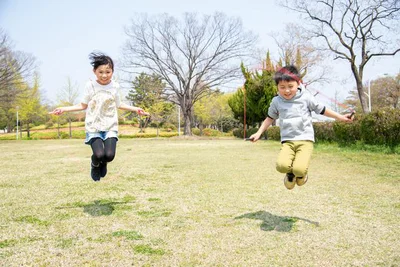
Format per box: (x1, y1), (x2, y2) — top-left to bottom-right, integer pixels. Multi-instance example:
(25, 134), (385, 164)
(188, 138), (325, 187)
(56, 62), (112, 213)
(0, 28), (36, 92)
(57, 77), (80, 138)
(0, 29), (36, 132)
(370, 74), (400, 109)
(121, 12), (258, 135)
(271, 23), (330, 86)
(281, 0), (400, 113)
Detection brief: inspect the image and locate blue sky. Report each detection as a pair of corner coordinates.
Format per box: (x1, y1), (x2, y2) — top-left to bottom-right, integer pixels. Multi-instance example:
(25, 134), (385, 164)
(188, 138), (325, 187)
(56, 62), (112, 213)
(1, 0), (399, 108)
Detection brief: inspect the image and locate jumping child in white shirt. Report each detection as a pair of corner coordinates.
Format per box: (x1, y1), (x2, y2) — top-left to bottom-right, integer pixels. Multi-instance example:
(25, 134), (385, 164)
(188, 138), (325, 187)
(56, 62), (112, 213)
(50, 52), (149, 181)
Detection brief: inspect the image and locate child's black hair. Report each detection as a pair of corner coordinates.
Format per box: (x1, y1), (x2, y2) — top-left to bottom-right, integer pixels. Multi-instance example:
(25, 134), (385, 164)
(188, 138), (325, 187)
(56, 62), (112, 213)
(89, 51), (114, 71)
(274, 65), (300, 84)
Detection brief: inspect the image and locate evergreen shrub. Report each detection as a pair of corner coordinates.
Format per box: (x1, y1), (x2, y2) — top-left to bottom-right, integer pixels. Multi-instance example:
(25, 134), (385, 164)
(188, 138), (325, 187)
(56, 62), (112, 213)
(314, 122), (335, 142)
(202, 128), (221, 137)
(192, 128), (201, 136)
(192, 128), (231, 137)
(266, 126), (280, 141)
(45, 121), (54, 129)
(232, 127), (268, 139)
(162, 123), (177, 131)
(359, 108), (400, 148)
(332, 119), (361, 145)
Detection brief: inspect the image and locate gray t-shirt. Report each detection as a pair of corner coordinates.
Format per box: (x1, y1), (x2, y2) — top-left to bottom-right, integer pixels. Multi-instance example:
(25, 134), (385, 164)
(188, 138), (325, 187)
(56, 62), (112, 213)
(82, 80), (121, 133)
(268, 84), (325, 142)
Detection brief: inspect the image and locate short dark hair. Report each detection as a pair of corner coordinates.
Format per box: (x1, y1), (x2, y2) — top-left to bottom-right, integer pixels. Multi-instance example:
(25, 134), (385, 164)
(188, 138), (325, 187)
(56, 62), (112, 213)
(89, 51), (114, 71)
(274, 65), (300, 84)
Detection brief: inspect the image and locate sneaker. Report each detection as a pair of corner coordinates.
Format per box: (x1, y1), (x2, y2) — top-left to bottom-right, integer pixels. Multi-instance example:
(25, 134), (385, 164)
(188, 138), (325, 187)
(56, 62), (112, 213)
(296, 175), (308, 186)
(284, 173), (296, 190)
(91, 162), (101, 181)
(100, 162), (108, 178)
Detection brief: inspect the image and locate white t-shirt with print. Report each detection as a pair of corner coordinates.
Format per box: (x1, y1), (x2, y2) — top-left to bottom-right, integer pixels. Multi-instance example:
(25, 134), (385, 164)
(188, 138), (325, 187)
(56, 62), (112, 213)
(81, 80), (121, 133)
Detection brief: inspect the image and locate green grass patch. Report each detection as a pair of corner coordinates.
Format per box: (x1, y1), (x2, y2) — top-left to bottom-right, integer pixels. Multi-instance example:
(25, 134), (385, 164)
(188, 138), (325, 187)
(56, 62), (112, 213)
(148, 198), (161, 202)
(0, 239), (17, 248)
(14, 216), (50, 226)
(56, 238), (76, 248)
(112, 230), (143, 240)
(137, 209), (172, 218)
(132, 244), (165, 255)
(315, 141), (400, 154)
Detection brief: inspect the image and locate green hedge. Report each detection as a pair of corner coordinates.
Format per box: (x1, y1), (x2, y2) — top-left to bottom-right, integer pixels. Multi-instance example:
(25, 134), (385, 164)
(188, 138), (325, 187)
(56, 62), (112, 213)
(0, 131), (179, 140)
(332, 120), (361, 145)
(232, 108), (400, 150)
(119, 132), (179, 138)
(359, 108), (400, 148)
(266, 126), (280, 141)
(232, 127), (268, 139)
(192, 128), (233, 137)
(28, 130), (86, 140)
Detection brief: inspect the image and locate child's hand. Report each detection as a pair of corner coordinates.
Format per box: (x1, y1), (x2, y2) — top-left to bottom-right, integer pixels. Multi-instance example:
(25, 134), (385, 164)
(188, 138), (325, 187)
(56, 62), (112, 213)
(49, 108), (64, 115)
(339, 113), (354, 122)
(248, 133), (261, 142)
(137, 108), (150, 116)
(343, 111), (355, 122)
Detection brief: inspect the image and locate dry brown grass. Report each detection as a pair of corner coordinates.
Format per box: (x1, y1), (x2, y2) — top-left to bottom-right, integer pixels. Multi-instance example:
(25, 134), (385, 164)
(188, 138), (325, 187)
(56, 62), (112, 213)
(0, 139), (399, 266)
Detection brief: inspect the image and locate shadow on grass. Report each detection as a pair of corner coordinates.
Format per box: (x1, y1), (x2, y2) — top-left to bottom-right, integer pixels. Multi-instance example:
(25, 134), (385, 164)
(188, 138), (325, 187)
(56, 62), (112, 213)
(56, 196), (136, 217)
(235, 210), (319, 232)
(82, 200), (119, 216)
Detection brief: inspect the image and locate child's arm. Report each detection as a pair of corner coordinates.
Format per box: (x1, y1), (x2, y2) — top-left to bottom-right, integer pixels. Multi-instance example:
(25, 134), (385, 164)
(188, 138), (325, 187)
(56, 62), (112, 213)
(49, 103), (88, 115)
(118, 103), (150, 116)
(249, 117), (274, 142)
(323, 108), (354, 122)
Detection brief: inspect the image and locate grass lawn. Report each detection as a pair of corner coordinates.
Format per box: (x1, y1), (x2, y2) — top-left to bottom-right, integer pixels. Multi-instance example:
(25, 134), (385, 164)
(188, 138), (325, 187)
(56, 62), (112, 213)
(0, 139), (399, 266)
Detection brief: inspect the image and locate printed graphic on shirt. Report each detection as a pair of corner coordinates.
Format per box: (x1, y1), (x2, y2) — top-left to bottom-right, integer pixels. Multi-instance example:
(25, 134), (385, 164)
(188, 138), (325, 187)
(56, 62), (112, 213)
(85, 83), (119, 132)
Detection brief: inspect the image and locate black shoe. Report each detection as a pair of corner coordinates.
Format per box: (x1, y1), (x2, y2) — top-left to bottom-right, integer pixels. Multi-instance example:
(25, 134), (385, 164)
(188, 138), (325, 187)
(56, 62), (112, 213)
(100, 162), (107, 178)
(91, 162), (101, 181)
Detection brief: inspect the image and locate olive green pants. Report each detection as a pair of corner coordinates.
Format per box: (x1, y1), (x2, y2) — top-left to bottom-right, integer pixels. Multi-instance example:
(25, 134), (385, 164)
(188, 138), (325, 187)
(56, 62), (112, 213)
(275, 141), (314, 177)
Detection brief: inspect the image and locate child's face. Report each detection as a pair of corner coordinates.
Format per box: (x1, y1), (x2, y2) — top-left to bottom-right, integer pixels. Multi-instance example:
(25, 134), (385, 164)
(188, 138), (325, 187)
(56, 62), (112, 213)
(277, 80), (299, 100)
(93, 64), (113, 85)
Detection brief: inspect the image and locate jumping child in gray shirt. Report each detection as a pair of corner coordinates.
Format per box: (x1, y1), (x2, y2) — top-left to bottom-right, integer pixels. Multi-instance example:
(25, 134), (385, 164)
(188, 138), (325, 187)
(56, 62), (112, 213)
(249, 65), (353, 189)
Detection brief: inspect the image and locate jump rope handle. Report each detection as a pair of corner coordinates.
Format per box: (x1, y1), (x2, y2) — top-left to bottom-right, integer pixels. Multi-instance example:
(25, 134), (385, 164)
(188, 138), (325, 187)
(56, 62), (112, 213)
(348, 111), (355, 119)
(245, 137), (254, 141)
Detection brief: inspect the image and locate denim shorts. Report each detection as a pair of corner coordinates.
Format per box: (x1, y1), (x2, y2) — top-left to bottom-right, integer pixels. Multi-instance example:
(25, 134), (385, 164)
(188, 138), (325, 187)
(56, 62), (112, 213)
(85, 131), (118, 144)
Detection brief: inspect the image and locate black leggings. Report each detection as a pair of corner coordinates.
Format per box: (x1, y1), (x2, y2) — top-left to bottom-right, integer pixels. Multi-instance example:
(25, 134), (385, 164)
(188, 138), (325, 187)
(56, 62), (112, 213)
(90, 138), (117, 165)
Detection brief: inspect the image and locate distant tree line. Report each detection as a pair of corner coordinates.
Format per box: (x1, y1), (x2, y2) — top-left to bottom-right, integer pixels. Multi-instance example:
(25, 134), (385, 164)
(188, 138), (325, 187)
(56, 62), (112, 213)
(1, 2), (399, 136)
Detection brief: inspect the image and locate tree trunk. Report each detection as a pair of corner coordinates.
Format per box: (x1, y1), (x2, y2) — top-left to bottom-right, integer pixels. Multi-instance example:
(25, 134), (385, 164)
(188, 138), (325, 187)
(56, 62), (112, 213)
(27, 123), (30, 138)
(69, 119), (72, 138)
(357, 82), (369, 114)
(351, 62), (369, 114)
(139, 118), (145, 133)
(180, 100), (194, 136)
(183, 114), (192, 136)
(57, 117), (60, 139)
